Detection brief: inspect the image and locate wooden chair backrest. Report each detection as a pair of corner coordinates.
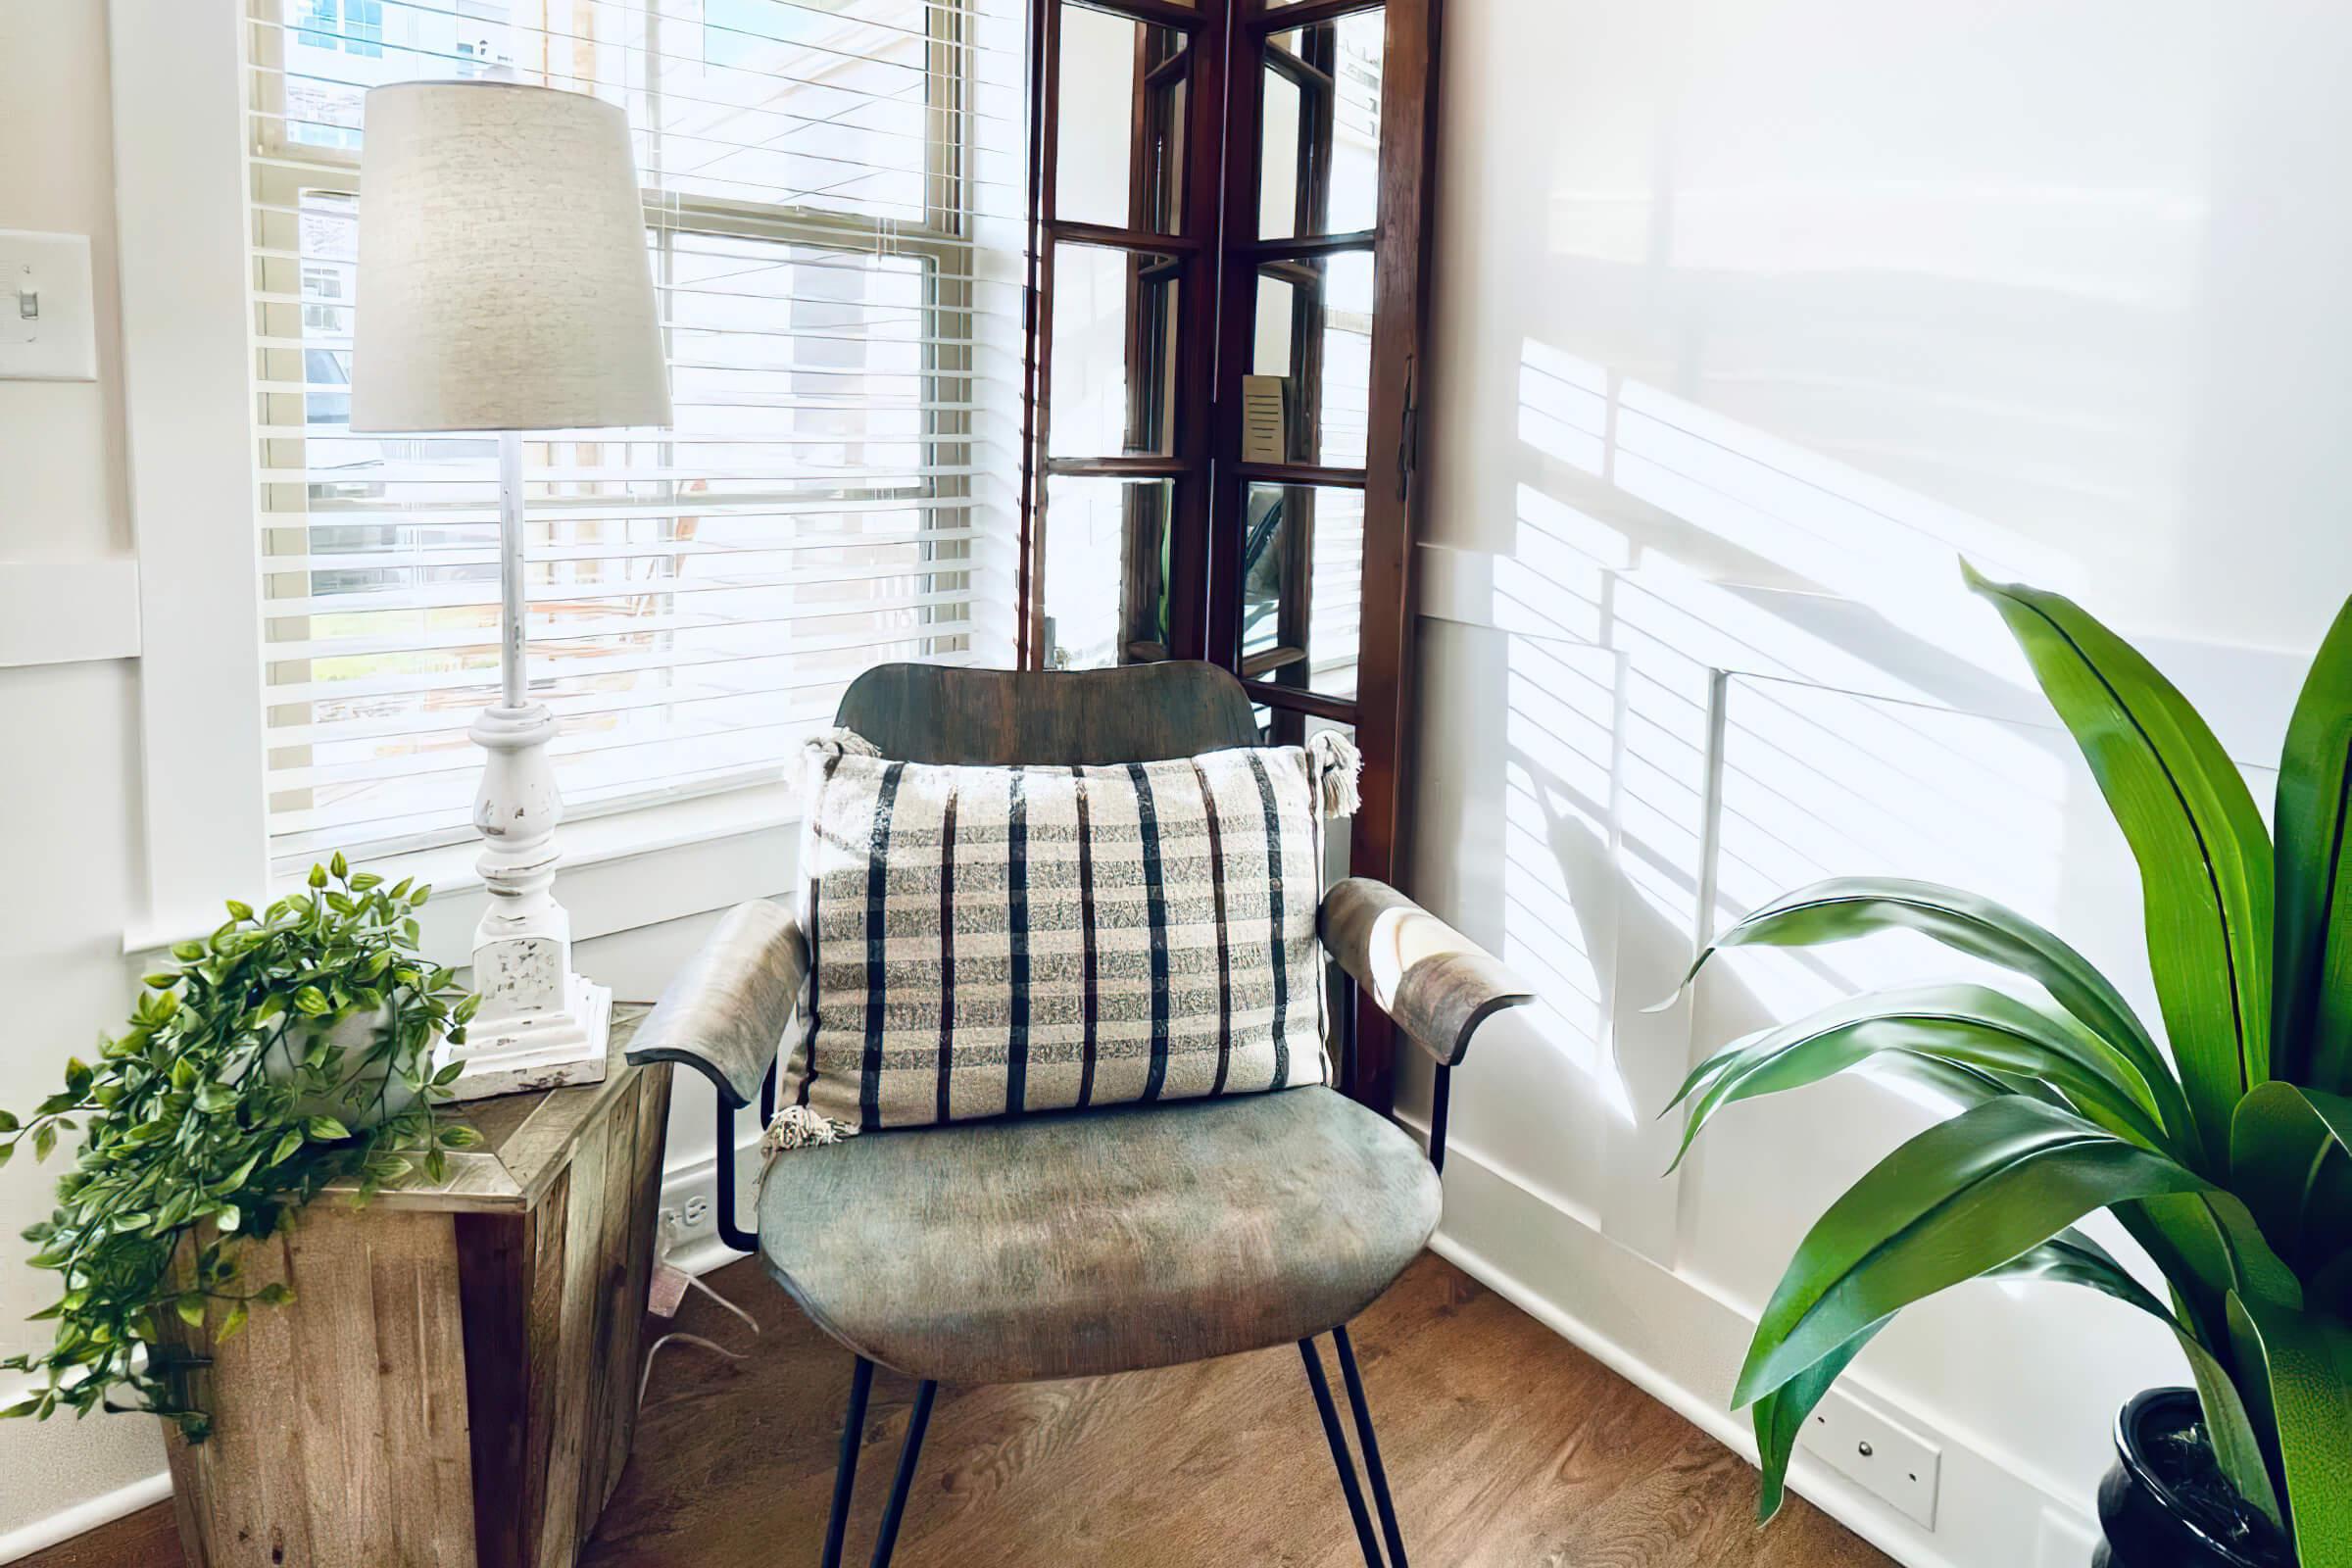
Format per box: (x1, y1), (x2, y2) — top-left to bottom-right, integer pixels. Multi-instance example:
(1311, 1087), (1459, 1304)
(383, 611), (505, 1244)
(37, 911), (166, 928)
(835, 662), (1261, 765)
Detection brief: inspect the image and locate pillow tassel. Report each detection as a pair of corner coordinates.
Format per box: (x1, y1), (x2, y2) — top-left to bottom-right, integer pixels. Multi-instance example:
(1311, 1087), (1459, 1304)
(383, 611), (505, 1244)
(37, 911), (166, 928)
(1306, 730), (1363, 819)
(808, 727), (882, 760)
(761, 1102), (858, 1156)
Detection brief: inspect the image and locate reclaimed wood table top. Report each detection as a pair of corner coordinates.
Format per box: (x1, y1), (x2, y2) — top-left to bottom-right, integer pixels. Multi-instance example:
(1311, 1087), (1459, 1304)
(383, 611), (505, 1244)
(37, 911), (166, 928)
(320, 1002), (658, 1215)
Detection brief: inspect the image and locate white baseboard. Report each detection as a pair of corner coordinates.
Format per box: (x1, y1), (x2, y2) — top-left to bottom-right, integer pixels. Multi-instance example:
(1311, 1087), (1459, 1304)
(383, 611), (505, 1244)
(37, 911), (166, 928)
(1426, 1132), (2099, 1568)
(0, 1472), (172, 1565)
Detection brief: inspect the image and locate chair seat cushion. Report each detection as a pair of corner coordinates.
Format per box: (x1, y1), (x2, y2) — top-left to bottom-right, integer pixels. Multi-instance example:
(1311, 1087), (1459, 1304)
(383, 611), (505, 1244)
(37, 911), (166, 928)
(756, 1088), (1441, 1384)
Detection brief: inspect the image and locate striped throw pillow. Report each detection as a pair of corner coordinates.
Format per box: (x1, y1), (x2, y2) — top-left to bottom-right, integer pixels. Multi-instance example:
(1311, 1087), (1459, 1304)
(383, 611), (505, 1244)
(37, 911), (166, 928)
(768, 732), (1359, 1147)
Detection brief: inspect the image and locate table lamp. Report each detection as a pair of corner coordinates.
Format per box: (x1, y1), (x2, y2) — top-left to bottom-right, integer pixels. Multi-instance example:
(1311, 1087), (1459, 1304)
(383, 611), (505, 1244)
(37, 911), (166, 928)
(351, 80), (671, 1098)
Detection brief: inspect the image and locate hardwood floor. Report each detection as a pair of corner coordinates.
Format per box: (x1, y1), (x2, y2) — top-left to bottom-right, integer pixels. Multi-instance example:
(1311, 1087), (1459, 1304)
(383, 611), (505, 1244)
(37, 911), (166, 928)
(24, 1253), (1888, 1567)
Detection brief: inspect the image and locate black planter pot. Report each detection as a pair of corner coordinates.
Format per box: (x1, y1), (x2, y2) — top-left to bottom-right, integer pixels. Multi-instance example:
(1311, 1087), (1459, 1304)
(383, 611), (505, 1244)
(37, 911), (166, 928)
(2095, 1389), (2294, 1567)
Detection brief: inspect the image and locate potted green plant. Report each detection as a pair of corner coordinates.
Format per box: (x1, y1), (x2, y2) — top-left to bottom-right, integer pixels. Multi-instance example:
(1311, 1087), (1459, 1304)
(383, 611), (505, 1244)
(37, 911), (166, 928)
(0, 858), (479, 1442)
(1664, 567), (2351, 1567)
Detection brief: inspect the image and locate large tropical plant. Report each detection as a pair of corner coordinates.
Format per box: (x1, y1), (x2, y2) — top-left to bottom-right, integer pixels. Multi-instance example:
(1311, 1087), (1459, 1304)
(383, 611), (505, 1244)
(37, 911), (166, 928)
(1666, 565), (2352, 1564)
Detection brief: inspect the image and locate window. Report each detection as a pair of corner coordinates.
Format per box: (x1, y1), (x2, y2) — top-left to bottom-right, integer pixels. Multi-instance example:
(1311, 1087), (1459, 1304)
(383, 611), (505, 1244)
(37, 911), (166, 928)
(296, 0), (385, 58)
(245, 0), (1028, 872)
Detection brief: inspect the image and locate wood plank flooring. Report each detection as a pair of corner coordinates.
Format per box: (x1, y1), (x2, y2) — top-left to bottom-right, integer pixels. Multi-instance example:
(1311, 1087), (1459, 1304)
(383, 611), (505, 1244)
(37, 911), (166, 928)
(24, 1253), (1888, 1567)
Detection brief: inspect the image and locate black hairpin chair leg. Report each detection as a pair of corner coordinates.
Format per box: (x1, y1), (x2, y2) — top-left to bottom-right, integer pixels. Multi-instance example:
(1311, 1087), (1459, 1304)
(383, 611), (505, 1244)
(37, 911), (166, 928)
(1300, 1337), (1388, 1567)
(1334, 1327), (1407, 1566)
(822, 1357), (876, 1568)
(818, 1355), (941, 1568)
(869, 1379), (939, 1566)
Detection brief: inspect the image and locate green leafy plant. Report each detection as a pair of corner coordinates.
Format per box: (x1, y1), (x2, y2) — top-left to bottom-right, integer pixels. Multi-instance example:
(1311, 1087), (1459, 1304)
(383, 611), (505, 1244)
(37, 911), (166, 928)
(1665, 567), (2352, 1565)
(0, 857), (481, 1442)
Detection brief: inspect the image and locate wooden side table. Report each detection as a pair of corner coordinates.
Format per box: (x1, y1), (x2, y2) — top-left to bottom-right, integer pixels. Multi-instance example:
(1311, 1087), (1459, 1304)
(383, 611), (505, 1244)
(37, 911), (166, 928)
(157, 1006), (674, 1568)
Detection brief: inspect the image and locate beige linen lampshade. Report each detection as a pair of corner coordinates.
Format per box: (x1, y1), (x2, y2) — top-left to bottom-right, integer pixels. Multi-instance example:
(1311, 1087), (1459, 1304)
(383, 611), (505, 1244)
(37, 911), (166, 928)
(350, 81), (670, 433)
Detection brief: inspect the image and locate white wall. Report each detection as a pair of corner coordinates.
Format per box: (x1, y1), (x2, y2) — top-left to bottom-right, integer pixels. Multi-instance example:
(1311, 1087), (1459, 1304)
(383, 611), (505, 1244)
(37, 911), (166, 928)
(0, 0), (172, 1545)
(1410, 3), (2345, 1565)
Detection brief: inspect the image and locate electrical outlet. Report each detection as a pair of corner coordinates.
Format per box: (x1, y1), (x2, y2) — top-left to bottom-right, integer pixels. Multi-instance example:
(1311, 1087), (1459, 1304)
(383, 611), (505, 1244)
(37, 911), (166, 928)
(1802, 1388), (1941, 1529)
(682, 1194), (710, 1230)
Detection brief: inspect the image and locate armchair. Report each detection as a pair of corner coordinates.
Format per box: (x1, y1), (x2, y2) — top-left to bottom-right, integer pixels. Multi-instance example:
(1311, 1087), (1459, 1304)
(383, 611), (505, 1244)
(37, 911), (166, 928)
(628, 662), (1530, 1568)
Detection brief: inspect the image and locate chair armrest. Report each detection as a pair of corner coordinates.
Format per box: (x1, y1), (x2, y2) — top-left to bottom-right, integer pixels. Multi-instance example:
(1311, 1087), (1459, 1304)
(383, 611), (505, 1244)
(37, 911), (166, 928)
(1318, 877), (1533, 1067)
(626, 899), (808, 1108)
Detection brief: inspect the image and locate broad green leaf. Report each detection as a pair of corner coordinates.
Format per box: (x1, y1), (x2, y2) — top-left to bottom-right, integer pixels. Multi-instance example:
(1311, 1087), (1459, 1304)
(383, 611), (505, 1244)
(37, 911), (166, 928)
(2184, 1325), (2286, 1529)
(1751, 1320), (1887, 1523)
(1975, 1221), (2278, 1521)
(1677, 876), (2194, 1159)
(1669, 986), (2177, 1172)
(2118, 1192), (2302, 1352)
(1749, 1228), (2179, 1523)
(2272, 595), (2352, 1093)
(2232, 1083), (2352, 1273)
(1986, 1226), (2179, 1323)
(1967, 564), (2272, 1164)
(1734, 1097), (2210, 1408)
(2228, 1292), (2352, 1565)
(1972, 1222), (2286, 1518)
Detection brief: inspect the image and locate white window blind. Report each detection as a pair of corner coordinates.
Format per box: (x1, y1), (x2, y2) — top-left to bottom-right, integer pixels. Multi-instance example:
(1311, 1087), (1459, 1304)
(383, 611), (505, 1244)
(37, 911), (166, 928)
(245, 0), (1028, 871)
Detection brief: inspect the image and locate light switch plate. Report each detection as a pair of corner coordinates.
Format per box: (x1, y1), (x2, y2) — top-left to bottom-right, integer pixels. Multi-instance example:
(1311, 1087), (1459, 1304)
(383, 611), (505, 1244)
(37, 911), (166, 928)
(0, 230), (99, 382)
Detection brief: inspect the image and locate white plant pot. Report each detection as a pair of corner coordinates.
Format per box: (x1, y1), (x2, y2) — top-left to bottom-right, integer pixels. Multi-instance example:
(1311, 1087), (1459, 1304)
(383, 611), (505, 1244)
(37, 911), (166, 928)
(257, 1001), (431, 1128)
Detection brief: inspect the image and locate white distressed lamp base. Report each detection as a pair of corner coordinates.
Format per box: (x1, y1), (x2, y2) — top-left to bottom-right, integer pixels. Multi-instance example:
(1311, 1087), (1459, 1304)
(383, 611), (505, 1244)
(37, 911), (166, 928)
(435, 974), (612, 1101)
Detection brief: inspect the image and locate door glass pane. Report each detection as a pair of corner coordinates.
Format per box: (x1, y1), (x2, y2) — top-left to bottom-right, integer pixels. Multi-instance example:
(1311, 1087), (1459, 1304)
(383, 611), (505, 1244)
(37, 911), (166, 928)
(1056, 7), (1189, 234)
(1246, 250), (1373, 468)
(1241, 481), (1362, 699)
(1257, 9), (1384, 239)
(1050, 243), (1182, 459)
(1043, 475), (1175, 669)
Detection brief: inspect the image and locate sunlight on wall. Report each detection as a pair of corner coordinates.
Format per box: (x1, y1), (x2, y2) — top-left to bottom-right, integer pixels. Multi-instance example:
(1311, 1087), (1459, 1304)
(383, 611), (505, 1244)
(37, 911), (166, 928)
(1501, 635), (1617, 1101)
(1519, 340), (2083, 663)
(1716, 678), (2066, 1014)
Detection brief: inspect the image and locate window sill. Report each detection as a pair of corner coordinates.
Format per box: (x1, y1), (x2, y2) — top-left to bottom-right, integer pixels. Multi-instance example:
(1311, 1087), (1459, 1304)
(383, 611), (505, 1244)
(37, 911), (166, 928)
(125, 782), (801, 959)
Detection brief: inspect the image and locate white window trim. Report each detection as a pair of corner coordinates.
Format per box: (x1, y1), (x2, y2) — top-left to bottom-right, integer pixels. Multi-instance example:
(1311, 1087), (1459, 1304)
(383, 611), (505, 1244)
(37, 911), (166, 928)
(114, 0), (274, 948)
(112, 0), (808, 958)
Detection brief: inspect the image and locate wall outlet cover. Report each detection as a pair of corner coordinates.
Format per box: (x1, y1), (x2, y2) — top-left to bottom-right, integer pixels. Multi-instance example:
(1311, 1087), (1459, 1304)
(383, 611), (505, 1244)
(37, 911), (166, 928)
(1803, 1384), (1942, 1529)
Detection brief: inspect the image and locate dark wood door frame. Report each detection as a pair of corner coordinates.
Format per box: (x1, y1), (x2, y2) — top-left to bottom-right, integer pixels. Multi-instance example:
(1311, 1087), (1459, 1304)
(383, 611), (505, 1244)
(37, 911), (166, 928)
(1022, 0), (1443, 1110)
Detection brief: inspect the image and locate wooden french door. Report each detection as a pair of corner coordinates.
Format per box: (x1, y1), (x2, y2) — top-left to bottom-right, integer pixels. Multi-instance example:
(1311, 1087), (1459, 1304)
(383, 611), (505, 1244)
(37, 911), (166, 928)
(1021, 0), (1441, 1110)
